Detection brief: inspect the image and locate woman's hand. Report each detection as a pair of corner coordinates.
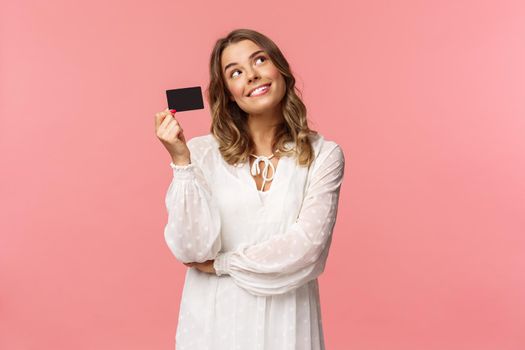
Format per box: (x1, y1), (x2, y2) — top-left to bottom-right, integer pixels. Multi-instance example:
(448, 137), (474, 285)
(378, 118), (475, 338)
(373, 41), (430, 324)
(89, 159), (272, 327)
(155, 108), (191, 165)
(183, 260), (216, 274)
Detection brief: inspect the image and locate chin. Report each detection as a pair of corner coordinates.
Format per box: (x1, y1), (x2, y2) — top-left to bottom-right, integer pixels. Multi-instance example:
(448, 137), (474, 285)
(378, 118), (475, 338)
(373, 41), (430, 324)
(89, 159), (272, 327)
(238, 91), (285, 113)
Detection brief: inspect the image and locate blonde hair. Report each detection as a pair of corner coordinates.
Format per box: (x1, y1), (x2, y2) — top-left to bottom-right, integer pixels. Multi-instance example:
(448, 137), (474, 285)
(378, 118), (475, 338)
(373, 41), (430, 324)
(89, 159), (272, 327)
(205, 28), (318, 167)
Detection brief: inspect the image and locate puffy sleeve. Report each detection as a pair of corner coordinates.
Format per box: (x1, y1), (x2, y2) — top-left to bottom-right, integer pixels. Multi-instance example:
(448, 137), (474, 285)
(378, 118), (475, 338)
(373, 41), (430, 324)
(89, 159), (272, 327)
(213, 144), (345, 296)
(163, 137), (222, 263)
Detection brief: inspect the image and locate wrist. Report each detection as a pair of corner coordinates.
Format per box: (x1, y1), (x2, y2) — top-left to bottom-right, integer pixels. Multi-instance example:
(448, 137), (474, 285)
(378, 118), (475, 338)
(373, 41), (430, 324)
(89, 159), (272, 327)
(214, 251), (233, 276)
(171, 157), (191, 166)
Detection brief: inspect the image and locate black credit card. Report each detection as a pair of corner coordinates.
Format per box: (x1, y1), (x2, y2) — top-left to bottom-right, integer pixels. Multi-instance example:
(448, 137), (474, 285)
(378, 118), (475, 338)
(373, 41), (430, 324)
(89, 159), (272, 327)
(166, 86), (204, 112)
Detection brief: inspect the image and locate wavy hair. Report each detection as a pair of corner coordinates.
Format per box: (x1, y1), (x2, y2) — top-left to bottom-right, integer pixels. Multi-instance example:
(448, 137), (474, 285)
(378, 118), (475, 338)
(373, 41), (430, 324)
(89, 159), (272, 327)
(205, 28), (318, 167)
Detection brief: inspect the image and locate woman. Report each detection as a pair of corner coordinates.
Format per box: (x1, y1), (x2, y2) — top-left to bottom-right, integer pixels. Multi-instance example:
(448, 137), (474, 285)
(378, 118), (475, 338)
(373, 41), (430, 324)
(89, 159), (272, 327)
(155, 28), (345, 350)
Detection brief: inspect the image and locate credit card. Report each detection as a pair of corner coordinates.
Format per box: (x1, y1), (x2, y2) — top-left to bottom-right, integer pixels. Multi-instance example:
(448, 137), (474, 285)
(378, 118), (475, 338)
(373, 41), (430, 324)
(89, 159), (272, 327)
(166, 86), (204, 112)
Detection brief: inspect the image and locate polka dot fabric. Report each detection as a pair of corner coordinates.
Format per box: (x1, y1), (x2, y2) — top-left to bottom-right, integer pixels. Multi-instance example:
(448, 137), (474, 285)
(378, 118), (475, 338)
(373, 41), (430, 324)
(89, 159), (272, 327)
(163, 133), (345, 350)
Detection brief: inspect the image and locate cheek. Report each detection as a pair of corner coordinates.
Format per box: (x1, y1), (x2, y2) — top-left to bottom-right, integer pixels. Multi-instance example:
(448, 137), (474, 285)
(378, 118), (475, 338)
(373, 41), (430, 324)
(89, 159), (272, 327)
(271, 72), (286, 94)
(267, 69), (285, 92)
(266, 65), (283, 80)
(229, 82), (245, 98)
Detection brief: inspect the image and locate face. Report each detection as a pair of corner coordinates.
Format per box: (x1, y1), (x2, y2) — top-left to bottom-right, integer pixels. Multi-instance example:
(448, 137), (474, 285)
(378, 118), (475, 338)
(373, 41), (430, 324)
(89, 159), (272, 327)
(221, 39), (286, 116)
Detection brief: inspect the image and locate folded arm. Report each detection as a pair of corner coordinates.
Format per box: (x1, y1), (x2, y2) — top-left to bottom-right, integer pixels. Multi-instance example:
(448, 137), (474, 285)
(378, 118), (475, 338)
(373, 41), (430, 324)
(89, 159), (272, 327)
(213, 144), (345, 296)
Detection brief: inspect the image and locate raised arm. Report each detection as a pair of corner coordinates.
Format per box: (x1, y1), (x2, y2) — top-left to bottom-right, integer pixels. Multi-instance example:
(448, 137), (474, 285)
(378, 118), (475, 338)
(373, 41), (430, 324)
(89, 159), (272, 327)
(164, 137), (222, 263)
(213, 144), (345, 296)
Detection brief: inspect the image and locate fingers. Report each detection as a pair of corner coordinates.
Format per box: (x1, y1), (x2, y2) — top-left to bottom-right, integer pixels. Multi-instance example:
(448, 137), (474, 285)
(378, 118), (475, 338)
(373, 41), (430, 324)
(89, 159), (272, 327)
(183, 262), (214, 274)
(163, 117), (183, 141)
(155, 112), (168, 134)
(154, 108), (169, 129)
(155, 108), (177, 133)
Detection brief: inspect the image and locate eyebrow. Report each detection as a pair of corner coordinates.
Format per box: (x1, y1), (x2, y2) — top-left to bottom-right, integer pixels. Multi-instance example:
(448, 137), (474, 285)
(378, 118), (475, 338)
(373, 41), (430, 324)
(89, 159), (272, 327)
(223, 50), (266, 73)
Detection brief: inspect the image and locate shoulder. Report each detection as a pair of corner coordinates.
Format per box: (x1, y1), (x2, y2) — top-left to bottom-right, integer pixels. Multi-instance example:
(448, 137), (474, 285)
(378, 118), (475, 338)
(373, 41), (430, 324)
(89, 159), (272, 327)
(185, 133), (219, 164)
(304, 133), (345, 185)
(186, 133), (217, 148)
(186, 133), (218, 153)
(308, 132), (344, 165)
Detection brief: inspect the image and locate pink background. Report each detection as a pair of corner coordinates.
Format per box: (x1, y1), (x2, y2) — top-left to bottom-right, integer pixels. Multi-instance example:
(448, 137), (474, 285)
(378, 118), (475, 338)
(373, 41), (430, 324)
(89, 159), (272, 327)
(1, 0), (524, 349)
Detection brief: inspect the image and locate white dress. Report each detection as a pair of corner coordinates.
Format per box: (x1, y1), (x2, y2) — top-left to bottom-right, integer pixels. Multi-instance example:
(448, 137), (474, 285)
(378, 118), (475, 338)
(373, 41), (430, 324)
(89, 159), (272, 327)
(164, 132), (345, 350)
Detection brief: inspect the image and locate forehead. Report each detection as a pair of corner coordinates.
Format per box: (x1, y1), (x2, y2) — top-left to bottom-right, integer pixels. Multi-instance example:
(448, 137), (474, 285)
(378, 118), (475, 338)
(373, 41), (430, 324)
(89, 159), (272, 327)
(221, 40), (263, 67)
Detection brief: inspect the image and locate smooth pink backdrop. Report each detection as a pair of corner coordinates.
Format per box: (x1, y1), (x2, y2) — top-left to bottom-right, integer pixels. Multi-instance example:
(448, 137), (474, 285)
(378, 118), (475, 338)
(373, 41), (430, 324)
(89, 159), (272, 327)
(1, 0), (524, 349)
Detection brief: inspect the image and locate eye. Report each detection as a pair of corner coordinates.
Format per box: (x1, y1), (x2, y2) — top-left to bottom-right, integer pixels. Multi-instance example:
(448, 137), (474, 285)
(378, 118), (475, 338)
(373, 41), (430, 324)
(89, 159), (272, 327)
(255, 55), (267, 64)
(231, 70), (240, 78)
(230, 56), (267, 78)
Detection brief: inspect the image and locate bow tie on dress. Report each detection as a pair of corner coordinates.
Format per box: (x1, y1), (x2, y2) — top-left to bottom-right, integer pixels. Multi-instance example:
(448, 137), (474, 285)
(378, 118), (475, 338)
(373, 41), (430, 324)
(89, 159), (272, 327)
(250, 153), (275, 192)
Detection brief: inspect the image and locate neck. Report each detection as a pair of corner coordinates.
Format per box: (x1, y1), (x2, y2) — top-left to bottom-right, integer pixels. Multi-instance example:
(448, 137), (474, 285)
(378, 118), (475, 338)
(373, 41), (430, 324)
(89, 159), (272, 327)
(246, 105), (284, 155)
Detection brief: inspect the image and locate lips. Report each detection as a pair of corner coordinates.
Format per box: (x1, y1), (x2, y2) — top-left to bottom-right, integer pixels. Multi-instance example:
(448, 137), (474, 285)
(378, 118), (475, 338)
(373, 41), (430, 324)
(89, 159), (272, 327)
(247, 83), (271, 97)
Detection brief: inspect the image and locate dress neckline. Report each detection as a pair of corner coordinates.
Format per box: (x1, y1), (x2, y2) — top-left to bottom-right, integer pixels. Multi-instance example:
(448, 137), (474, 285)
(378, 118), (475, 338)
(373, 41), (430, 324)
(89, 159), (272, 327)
(242, 154), (286, 207)
(249, 153), (277, 192)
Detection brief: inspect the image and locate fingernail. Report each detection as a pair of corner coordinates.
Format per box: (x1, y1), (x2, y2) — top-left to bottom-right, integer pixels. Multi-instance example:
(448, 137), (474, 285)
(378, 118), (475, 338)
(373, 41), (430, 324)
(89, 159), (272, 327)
(170, 109), (176, 113)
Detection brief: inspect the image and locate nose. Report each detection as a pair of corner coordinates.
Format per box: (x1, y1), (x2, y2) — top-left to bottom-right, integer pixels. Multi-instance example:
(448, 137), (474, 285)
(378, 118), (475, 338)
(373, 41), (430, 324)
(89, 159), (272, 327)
(246, 66), (260, 83)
